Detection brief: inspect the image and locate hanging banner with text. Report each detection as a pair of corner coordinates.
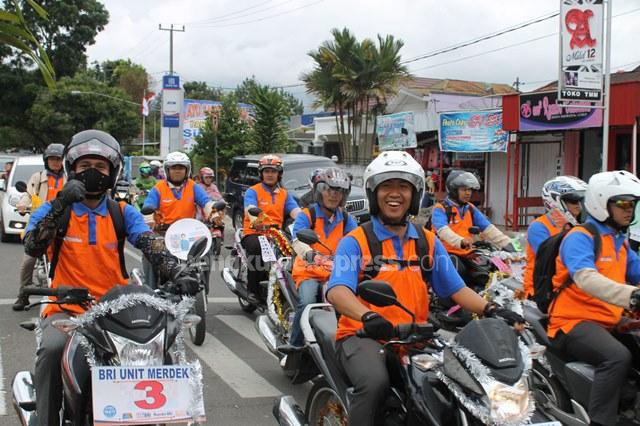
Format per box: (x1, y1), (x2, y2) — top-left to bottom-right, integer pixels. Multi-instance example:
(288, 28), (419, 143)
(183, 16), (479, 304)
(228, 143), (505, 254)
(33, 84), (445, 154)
(182, 99), (254, 151)
(376, 111), (417, 150)
(438, 110), (508, 153)
(519, 91), (602, 131)
(558, 0), (604, 101)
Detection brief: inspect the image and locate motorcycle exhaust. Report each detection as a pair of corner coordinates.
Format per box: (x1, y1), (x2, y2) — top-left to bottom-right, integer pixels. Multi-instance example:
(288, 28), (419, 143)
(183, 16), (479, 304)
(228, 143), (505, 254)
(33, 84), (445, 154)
(256, 314), (280, 355)
(273, 395), (305, 426)
(12, 370), (36, 425)
(222, 268), (240, 295)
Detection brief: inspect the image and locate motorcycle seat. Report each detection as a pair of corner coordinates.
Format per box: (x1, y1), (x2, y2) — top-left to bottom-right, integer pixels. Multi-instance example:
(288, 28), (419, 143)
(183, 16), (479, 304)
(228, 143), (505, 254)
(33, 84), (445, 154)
(309, 309), (352, 389)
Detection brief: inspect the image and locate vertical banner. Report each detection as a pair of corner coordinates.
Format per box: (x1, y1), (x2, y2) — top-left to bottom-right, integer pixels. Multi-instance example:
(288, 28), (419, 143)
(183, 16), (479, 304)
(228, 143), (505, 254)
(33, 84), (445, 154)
(376, 111), (417, 151)
(558, 0), (604, 101)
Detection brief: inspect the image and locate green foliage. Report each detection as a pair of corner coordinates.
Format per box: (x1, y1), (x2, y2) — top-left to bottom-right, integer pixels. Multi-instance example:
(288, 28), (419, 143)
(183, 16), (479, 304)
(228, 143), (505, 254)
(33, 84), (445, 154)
(89, 59), (150, 103)
(249, 84), (291, 153)
(184, 81), (223, 101)
(236, 76), (303, 116)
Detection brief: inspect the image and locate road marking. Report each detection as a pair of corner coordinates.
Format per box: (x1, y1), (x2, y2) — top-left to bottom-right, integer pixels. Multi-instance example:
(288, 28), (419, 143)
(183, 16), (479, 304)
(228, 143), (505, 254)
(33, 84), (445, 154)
(216, 315), (275, 357)
(0, 297), (239, 306)
(0, 341), (6, 415)
(186, 333), (281, 399)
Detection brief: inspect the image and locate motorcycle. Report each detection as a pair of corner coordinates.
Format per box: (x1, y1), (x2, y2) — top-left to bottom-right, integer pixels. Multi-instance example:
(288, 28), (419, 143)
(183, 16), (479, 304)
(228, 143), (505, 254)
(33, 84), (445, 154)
(112, 179), (132, 204)
(274, 280), (550, 426)
(207, 200), (227, 260)
(222, 207), (295, 315)
(12, 264), (207, 425)
(14, 181), (49, 288)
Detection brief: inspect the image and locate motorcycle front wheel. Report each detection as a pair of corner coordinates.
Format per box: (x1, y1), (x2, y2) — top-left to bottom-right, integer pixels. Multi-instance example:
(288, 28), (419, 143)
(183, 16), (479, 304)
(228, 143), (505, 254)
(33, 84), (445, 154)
(189, 289), (207, 346)
(305, 379), (347, 426)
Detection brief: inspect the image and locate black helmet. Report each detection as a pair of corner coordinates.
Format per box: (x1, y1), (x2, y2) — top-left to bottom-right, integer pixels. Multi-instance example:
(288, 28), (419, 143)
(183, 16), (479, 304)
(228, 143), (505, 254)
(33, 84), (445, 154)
(313, 167), (351, 208)
(64, 130), (123, 192)
(43, 143), (65, 172)
(446, 170), (480, 201)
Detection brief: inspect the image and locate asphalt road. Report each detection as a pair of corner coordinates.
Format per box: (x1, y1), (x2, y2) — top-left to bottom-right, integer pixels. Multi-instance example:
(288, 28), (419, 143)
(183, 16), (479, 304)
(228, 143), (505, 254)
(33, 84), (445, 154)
(0, 230), (308, 425)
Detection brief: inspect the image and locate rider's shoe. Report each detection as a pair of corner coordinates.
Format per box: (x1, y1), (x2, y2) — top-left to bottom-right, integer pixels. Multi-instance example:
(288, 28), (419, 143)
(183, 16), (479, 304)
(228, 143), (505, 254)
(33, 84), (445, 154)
(277, 344), (304, 354)
(12, 295), (29, 311)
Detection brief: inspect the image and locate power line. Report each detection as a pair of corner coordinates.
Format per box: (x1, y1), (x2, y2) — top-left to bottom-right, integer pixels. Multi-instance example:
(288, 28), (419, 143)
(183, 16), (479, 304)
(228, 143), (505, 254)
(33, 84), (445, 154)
(189, 0), (298, 27)
(185, 0), (274, 25)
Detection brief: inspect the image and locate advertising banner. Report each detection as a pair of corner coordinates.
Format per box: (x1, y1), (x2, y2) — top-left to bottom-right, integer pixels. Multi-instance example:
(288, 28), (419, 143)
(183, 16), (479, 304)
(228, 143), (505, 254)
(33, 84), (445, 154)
(376, 111), (417, 150)
(558, 0), (604, 101)
(162, 75), (181, 128)
(519, 91), (602, 131)
(182, 99), (254, 151)
(438, 110), (508, 152)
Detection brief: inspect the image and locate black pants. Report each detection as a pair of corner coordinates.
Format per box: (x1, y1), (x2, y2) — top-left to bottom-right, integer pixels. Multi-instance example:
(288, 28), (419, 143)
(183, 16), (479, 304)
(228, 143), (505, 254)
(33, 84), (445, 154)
(337, 336), (389, 426)
(551, 320), (640, 426)
(241, 234), (267, 294)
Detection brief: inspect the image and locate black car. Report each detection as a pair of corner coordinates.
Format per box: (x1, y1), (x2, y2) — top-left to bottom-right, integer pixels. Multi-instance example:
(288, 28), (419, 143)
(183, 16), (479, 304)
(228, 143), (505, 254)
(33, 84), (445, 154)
(225, 154), (370, 229)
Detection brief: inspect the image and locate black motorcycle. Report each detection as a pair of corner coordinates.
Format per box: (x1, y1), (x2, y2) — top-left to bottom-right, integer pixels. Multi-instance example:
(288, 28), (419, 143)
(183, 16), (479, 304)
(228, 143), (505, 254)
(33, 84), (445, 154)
(274, 280), (544, 426)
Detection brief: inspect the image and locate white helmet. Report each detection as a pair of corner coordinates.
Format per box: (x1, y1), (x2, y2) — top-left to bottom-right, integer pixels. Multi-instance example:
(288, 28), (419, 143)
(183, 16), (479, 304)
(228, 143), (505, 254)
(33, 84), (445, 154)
(164, 151), (191, 184)
(542, 176), (587, 226)
(363, 151), (424, 216)
(150, 160), (162, 169)
(584, 170), (640, 221)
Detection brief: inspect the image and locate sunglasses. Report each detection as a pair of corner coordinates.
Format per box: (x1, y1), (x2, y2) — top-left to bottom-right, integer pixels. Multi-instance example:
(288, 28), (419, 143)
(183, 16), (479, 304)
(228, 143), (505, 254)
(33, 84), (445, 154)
(612, 200), (636, 210)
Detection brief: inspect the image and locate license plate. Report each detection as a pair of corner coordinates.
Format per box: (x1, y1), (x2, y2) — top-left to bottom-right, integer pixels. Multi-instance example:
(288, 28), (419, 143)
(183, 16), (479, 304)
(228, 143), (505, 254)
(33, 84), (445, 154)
(91, 365), (205, 424)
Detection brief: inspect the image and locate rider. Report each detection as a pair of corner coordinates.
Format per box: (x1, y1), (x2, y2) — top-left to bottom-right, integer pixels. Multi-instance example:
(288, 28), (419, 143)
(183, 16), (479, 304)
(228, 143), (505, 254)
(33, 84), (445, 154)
(197, 166), (223, 201)
(22, 130), (193, 426)
(547, 170), (640, 426)
(299, 168), (324, 208)
(149, 159), (165, 180)
(133, 161), (156, 209)
(523, 176), (586, 298)
(242, 154), (301, 303)
(326, 151), (524, 426)
(142, 151), (216, 287)
(13, 143), (66, 311)
(431, 170), (515, 281)
(280, 167), (357, 352)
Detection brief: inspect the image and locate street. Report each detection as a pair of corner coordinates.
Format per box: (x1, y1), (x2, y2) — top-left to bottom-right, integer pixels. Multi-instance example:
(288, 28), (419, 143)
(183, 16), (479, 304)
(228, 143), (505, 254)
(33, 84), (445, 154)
(0, 234), (308, 426)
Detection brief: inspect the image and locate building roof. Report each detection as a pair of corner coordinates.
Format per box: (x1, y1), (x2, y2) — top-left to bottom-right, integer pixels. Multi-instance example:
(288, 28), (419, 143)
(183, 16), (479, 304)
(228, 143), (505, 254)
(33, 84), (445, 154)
(402, 76), (517, 97)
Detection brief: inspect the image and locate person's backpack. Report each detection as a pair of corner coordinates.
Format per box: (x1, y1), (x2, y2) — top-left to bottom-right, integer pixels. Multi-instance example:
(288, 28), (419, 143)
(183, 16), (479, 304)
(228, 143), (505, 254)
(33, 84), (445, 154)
(49, 198), (128, 279)
(361, 221), (431, 284)
(308, 203), (349, 236)
(532, 222), (600, 314)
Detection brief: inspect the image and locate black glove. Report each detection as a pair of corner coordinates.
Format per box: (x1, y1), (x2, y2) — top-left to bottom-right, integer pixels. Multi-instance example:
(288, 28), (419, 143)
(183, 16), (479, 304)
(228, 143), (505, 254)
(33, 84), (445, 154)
(502, 243), (517, 253)
(630, 289), (640, 312)
(51, 180), (86, 214)
(176, 273), (200, 296)
(361, 311), (394, 341)
(483, 302), (525, 326)
(304, 250), (321, 264)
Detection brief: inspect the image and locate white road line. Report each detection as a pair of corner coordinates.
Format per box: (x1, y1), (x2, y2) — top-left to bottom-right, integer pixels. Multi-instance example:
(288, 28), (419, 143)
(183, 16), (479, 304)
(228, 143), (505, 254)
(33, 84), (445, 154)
(186, 333), (281, 399)
(0, 297), (239, 306)
(216, 315), (275, 357)
(0, 340), (6, 415)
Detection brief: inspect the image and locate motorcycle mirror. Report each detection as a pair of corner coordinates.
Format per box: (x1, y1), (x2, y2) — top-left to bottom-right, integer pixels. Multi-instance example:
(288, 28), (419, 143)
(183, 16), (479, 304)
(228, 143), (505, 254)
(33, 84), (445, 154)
(213, 200), (227, 211)
(140, 206), (155, 215)
(358, 280), (399, 308)
(187, 236), (208, 260)
(15, 181), (27, 193)
(468, 226), (480, 235)
(248, 207), (262, 216)
(296, 229), (320, 246)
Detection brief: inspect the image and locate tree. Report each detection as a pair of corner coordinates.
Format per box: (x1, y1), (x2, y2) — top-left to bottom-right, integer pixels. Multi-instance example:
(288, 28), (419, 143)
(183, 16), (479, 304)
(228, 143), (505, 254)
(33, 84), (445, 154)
(28, 72), (140, 151)
(236, 76), (303, 116)
(184, 81), (223, 101)
(249, 84), (291, 153)
(89, 59), (150, 104)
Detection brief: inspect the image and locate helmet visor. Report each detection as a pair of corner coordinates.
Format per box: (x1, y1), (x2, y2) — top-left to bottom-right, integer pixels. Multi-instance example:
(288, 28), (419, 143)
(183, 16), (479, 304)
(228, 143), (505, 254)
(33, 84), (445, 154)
(561, 191), (585, 203)
(367, 171), (423, 193)
(66, 138), (121, 169)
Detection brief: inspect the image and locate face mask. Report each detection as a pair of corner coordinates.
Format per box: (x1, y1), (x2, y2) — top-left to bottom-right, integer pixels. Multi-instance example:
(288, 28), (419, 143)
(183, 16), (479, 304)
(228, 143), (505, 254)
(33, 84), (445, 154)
(73, 167), (111, 198)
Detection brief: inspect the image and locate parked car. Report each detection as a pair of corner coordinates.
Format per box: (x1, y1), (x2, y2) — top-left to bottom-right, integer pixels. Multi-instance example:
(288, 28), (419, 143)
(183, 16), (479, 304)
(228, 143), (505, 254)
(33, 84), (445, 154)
(224, 154), (370, 229)
(0, 155), (43, 242)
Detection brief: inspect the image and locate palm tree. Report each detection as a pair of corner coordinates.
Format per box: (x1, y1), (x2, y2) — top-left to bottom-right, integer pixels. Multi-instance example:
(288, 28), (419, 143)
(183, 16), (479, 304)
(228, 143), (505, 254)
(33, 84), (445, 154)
(0, 0), (55, 87)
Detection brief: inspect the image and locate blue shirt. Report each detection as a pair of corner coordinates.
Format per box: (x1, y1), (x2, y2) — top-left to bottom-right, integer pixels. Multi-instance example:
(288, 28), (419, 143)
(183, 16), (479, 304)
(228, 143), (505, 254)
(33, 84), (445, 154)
(432, 198), (491, 232)
(559, 216), (640, 284)
(243, 183), (298, 216)
(327, 216), (465, 298)
(527, 215), (557, 254)
(143, 182), (210, 211)
(26, 197), (150, 246)
(292, 204), (358, 240)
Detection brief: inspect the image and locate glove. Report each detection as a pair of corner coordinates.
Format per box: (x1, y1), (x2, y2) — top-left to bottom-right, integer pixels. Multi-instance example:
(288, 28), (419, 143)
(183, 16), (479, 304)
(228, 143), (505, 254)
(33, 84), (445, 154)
(304, 250), (322, 264)
(502, 243), (517, 253)
(630, 289), (640, 312)
(57, 180), (86, 206)
(361, 311), (394, 341)
(483, 302), (525, 326)
(176, 273), (200, 296)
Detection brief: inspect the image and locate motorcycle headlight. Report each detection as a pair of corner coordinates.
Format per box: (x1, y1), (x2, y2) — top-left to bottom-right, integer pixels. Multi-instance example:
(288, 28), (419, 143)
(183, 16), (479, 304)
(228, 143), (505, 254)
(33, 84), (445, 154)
(487, 379), (529, 423)
(108, 330), (165, 366)
(8, 193), (21, 207)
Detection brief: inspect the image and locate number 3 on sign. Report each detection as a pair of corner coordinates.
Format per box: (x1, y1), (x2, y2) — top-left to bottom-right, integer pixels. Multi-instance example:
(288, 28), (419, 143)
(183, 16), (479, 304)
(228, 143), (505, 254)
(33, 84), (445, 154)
(134, 380), (167, 409)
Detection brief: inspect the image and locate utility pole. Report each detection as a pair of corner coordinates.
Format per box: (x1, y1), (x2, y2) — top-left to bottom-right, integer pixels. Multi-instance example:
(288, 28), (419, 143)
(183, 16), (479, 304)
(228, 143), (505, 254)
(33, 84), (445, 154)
(601, 0), (613, 172)
(513, 77), (523, 92)
(158, 24), (185, 74)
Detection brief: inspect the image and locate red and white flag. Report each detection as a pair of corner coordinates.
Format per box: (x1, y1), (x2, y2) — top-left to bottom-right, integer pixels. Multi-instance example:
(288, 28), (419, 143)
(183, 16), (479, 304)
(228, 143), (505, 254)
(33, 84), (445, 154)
(141, 91), (156, 116)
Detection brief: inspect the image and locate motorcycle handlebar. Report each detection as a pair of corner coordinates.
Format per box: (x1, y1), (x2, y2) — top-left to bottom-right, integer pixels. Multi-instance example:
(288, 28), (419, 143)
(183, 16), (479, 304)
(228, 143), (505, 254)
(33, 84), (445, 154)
(22, 286), (89, 300)
(356, 323), (434, 341)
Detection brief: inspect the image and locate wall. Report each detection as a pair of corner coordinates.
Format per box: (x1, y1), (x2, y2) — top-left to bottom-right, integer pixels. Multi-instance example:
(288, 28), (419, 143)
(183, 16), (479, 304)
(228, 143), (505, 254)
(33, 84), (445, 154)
(486, 151), (513, 226)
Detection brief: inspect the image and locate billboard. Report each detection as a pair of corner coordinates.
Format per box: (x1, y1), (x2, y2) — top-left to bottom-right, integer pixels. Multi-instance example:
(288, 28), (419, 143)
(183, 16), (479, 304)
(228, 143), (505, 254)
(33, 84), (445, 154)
(438, 110), (508, 153)
(376, 111), (417, 150)
(519, 91), (602, 131)
(162, 75), (182, 128)
(558, 0), (604, 101)
(182, 99), (254, 151)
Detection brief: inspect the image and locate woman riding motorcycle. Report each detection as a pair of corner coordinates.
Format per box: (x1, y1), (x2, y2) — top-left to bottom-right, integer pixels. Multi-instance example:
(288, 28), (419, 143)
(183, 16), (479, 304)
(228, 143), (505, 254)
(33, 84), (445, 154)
(197, 167), (223, 202)
(134, 161), (156, 209)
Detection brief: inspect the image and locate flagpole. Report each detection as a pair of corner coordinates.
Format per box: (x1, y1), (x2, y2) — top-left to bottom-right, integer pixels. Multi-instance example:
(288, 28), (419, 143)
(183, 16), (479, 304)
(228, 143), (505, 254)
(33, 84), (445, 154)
(142, 88), (146, 156)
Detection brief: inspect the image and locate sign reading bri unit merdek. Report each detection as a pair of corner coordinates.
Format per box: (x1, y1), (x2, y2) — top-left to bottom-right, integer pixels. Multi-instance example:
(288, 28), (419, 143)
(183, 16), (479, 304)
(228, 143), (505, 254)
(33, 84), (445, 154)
(558, 0), (604, 101)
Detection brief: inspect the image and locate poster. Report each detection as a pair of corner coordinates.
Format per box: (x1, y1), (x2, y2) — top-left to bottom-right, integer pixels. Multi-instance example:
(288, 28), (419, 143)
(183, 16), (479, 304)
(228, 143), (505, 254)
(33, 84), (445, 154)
(376, 111), (417, 150)
(182, 99), (254, 151)
(558, 0), (604, 101)
(438, 110), (508, 153)
(519, 91), (602, 131)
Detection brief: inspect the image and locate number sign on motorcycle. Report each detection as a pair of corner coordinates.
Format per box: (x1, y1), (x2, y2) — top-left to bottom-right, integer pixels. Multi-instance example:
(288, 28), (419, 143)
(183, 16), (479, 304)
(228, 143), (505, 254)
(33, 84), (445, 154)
(92, 365), (206, 424)
(258, 235), (278, 262)
(164, 218), (212, 261)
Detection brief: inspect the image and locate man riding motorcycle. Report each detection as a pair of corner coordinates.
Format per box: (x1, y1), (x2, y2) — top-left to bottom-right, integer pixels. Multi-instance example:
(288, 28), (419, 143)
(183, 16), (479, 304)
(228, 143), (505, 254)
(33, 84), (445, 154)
(133, 161), (156, 209)
(523, 175), (586, 298)
(280, 167), (357, 353)
(326, 151), (524, 426)
(431, 170), (515, 285)
(142, 151), (217, 287)
(13, 143), (66, 311)
(242, 154), (301, 304)
(547, 170), (640, 426)
(22, 130), (194, 426)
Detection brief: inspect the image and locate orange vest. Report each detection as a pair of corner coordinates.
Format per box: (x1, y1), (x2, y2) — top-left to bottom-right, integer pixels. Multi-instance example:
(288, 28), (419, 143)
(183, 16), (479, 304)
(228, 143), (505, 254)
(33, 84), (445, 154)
(243, 183), (289, 236)
(292, 207), (345, 286)
(155, 179), (196, 225)
(335, 226), (436, 341)
(43, 203), (128, 317)
(45, 174), (64, 201)
(523, 215), (562, 297)
(432, 201), (474, 256)
(547, 227), (627, 338)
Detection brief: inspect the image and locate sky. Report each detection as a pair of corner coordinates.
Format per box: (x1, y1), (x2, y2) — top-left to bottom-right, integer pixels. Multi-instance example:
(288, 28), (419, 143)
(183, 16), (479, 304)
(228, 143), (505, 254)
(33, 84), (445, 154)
(86, 0), (640, 110)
